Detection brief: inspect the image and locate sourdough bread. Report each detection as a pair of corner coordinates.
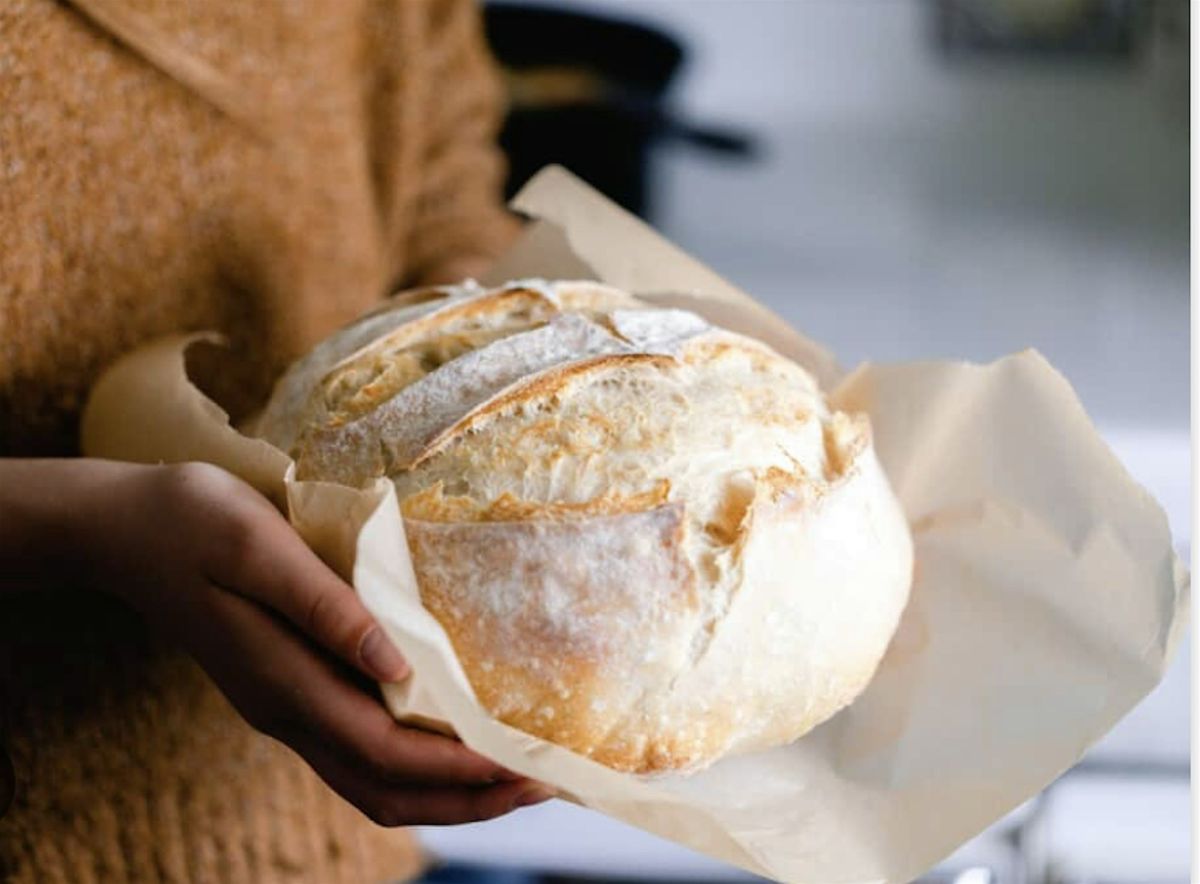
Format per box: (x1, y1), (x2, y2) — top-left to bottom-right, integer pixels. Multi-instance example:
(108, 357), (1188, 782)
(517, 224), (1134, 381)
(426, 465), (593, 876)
(256, 280), (913, 773)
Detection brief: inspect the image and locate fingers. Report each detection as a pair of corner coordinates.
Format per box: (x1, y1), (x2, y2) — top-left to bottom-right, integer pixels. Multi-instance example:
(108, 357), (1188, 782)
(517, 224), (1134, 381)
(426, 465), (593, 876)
(125, 464), (554, 824)
(200, 480), (410, 684)
(154, 465), (545, 815)
(195, 584), (514, 786)
(284, 646), (513, 786)
(300, 739), (554, 827)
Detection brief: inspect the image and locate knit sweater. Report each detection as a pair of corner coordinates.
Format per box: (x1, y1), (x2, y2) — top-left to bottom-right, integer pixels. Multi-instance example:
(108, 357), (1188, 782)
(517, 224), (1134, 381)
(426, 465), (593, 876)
(0, 0), (518, 880)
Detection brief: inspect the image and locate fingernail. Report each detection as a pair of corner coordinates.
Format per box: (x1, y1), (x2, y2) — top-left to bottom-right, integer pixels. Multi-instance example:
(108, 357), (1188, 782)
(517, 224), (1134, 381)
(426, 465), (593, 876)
(360, 628), (410, 682)
(491, 766), (523, 782)
(511, 785), (554, 810)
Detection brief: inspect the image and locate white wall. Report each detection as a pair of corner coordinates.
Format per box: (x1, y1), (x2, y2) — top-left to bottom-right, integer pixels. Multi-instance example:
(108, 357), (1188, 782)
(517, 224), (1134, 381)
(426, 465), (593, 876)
(534, 0), (1188, 430)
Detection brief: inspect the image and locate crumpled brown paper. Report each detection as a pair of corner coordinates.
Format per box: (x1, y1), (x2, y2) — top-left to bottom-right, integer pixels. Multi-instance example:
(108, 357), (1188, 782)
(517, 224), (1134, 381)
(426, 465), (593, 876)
(82, 166), (1188, 884)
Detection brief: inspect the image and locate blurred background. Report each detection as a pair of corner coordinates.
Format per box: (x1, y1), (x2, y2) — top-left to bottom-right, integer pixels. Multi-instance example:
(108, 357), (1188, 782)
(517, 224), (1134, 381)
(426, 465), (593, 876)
(419, 2), (1190, 882)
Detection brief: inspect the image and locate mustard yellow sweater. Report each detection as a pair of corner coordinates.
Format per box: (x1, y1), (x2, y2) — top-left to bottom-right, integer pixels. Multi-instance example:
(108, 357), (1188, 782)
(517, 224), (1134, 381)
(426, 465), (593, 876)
(0, 0), (517, 879)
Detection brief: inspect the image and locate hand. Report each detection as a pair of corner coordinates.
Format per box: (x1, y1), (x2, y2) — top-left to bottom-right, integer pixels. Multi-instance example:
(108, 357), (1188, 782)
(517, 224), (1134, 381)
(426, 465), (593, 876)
(62, 460), (553, 826)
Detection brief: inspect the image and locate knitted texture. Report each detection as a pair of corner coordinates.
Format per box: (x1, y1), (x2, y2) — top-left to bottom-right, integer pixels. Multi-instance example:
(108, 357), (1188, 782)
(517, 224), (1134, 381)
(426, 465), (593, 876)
(0, 593), (427, 884)
(0, 0), (518, 880)
(0, 0), (519, 456)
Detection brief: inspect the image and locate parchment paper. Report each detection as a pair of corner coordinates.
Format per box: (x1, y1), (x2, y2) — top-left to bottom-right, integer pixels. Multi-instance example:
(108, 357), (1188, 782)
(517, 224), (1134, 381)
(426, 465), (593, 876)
(82, 166), (1188, 884)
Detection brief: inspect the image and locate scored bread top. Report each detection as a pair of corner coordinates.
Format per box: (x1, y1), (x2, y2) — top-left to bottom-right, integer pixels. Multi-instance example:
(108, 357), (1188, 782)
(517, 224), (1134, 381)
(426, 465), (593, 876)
(269, 280), (851, 545)
(255, 280), (910, 773)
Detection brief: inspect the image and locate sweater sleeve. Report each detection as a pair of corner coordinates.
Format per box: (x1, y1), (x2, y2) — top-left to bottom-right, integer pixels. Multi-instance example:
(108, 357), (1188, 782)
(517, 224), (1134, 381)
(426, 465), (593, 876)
(400, 0), (521, 286)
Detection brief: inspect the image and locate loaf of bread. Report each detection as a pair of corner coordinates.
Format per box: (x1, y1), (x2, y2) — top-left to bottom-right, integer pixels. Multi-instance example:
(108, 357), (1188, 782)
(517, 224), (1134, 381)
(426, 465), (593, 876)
(255, 280), (913, 774)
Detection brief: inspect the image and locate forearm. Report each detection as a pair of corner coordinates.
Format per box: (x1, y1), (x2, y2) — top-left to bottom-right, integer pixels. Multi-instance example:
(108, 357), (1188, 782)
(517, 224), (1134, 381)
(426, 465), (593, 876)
(0, 458), (119, 594)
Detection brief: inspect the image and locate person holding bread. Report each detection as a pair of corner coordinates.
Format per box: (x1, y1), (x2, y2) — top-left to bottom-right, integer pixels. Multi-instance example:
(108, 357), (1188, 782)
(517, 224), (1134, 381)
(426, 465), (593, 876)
(0, 1), (550, 881)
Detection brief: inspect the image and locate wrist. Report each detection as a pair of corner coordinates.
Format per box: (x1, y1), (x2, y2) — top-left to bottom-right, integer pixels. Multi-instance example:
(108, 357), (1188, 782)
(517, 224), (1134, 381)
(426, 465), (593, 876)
(0, 458), (138, 596)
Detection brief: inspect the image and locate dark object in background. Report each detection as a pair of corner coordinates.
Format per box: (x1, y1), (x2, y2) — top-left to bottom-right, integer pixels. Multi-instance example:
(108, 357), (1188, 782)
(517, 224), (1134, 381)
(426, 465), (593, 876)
(417, 864), (769, 884)
(483, 2), (756, 220)
(934, 0), (1151, 58)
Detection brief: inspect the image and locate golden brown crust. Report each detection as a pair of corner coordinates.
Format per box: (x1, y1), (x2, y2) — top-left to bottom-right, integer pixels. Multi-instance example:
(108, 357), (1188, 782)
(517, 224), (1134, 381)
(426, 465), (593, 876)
(321, 286), (559, 420)
(413, 351), (676, 467)
(401, 479), (671, 522)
